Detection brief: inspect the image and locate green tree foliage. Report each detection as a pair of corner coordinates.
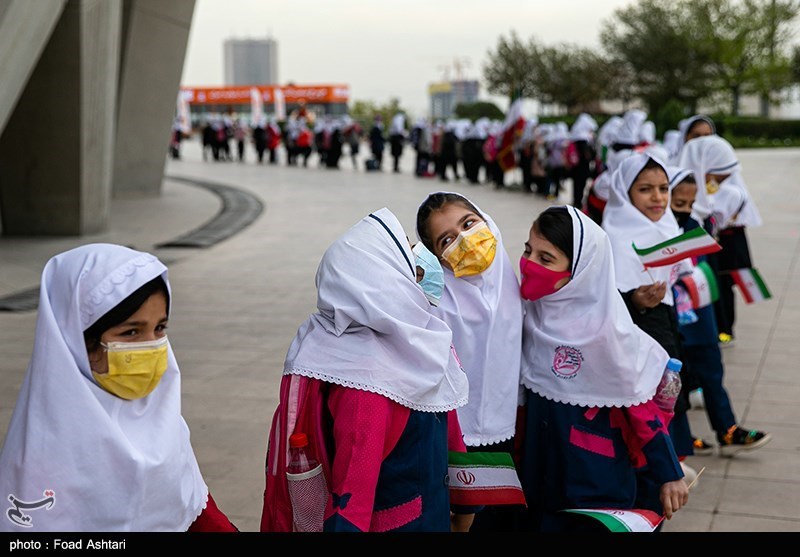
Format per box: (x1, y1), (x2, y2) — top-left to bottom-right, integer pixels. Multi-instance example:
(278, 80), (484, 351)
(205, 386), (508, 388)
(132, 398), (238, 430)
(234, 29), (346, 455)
(349, 98), (409, 132)
(600, 0), (714, 115)
(602, 0), (799, 117)
(533, 44), (618, 114)
(483, 30), (539, 102)
(453, 101), (505, 121)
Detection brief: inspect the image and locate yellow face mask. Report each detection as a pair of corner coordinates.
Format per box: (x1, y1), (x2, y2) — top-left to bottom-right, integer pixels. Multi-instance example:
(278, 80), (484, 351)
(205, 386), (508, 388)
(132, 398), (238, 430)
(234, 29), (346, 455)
(441, 221), (497, 277)
(705, 179), (720, 195)
(93, 336), (169, 400)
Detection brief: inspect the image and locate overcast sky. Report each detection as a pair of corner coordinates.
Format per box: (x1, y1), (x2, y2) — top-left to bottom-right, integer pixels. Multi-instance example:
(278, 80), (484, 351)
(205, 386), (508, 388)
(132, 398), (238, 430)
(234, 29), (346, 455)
(181, 0), (637, 118)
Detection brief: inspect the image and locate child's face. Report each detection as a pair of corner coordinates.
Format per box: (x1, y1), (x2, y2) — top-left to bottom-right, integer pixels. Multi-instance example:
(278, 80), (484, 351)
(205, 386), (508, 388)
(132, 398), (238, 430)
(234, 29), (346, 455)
(686, 121), (714, 142)
(425, 203), (485, 268)
(671, 182), (697, 213)
(629, 167), (670, 222)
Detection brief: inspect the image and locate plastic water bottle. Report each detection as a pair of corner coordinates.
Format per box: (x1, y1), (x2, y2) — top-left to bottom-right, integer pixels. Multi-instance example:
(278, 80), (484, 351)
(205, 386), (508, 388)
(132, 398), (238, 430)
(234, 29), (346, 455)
(287, 433), (318, 474)
(286, 432), (327, 532)
(653, 358), (683, 412)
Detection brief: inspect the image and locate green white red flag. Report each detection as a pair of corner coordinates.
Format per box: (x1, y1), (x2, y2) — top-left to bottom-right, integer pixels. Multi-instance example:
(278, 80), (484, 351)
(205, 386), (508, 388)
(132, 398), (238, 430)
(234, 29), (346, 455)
(680, 261), (719, 309)
(632, 227), (721, 268)
(496, 99), (525, 172)
(730, 267), (772, 304)
(447, 451), (526, 507)
(562, 508), (664, 532)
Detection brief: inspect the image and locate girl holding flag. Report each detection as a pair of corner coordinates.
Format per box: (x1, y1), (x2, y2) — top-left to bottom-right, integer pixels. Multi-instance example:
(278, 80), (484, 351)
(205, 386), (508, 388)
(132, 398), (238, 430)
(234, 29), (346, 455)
(668, 168), (772, 456)
(517, 205), (688, 532)
(678, 135), (765, 347)
(602, 153), (705, 505)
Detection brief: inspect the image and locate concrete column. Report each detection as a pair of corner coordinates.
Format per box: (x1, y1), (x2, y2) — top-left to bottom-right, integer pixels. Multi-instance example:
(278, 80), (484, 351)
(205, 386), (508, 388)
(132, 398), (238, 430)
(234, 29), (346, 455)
(0, 0), (67, 133)
(112, 0), (195, 197)
(0, 0), (121, 236)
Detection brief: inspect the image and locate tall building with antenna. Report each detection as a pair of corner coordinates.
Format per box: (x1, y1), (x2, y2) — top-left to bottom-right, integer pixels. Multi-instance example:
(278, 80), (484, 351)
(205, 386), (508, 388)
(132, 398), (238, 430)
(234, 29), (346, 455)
(224, 37), (278, 85)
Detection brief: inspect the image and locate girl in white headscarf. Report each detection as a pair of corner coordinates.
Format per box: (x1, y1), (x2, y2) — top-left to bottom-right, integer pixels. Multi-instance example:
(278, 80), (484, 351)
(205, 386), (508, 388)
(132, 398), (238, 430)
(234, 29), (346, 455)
(677, 135), (761, 346)
(602, 153), (701, 485)
(0, 244), (236, 532)
(518, 205), (687, 532)
(674, 114), (716, 163)
(416, 192), (524, 531)
(261, 208), (473, 532)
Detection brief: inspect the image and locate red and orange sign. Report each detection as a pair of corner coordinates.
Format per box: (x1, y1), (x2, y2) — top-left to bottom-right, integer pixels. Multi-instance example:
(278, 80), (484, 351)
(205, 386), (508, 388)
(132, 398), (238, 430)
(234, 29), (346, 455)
(180, 84), (349, 105)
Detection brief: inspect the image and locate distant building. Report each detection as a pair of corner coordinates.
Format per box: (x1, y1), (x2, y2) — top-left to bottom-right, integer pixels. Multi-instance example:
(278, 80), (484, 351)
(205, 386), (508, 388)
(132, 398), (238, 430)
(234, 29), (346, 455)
(224, 38), (278, 85)
(180, 84), (350, 125)
(428, 79), (479, 119)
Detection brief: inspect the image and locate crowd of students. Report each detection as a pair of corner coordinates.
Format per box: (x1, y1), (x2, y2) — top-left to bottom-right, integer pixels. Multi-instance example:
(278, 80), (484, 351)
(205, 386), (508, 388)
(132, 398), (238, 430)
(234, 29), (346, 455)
(1, 110), (772, 533)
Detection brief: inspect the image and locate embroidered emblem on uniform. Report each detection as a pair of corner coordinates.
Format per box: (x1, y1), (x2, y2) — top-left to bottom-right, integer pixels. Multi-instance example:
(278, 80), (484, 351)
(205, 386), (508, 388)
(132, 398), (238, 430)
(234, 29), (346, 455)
(5, 490), (56, 528)
(551, 346), (584, 379)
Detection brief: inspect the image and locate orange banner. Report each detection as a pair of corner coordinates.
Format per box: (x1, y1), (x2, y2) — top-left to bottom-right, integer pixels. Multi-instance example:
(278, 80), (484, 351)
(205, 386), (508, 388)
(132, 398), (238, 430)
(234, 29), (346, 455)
(181, 84), (349, 105)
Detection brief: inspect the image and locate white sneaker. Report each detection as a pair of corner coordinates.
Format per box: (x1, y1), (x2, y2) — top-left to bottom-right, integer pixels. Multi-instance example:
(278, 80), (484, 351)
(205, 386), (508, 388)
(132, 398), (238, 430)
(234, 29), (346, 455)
(689, 388), (706, 410)
(680, 462), (698, 487)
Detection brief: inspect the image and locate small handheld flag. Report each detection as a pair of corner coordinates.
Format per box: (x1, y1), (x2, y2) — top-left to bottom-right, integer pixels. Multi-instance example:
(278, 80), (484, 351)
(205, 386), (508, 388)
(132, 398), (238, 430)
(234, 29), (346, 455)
(562, 508), (664, 532)
(447, 451), (527, 507)
(730, 267), (772, 304)
(633, 227), (721, 268)
(679, 261), (719, 309)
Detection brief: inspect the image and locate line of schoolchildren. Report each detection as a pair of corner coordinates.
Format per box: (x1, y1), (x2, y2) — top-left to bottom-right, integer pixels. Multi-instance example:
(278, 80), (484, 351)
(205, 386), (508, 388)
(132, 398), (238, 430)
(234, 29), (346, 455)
(0, 113), (771, 533)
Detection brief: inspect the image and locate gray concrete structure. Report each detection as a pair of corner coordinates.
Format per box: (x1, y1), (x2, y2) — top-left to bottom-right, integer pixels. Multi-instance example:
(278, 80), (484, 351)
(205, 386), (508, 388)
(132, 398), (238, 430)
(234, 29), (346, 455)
(113, 0), (196, 197)
(224, 37), (278, 86)
(1, 141), (798, 532)
(0, 0), (195, 236)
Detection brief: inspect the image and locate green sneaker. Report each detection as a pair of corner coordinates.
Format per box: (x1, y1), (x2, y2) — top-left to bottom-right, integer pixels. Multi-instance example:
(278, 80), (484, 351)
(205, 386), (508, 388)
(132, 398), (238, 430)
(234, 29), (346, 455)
(718, 426), (772, 456)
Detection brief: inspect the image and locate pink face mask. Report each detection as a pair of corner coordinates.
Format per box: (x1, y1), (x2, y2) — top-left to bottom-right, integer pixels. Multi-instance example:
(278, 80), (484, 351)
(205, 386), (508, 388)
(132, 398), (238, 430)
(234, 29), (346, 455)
(519, 257), (571, 302)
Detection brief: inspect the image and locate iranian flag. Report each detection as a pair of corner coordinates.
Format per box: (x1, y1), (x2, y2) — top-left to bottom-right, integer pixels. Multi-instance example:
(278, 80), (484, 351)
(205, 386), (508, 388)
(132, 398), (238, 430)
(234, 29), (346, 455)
(447, 451), (526, 507)
(680, 261), (719, 309)
(730, 267), (772, 304)
(496, 98), (525, 172)
(632, 227), (721, 268)
(562, 508), (664, 532)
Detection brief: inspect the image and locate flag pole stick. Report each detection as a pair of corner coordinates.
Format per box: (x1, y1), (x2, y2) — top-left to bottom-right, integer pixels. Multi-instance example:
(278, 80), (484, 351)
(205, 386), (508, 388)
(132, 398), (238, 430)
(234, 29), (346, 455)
(687, 466), (705, 491)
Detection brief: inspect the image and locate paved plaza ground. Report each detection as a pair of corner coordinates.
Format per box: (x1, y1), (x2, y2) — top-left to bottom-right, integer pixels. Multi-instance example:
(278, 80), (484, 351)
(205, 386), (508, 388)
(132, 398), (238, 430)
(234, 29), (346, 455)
(1, 139), (799, 532)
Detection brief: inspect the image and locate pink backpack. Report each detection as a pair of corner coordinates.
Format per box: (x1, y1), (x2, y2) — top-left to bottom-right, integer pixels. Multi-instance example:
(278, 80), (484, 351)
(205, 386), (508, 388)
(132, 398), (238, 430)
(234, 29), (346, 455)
(260, 374), (334, 532)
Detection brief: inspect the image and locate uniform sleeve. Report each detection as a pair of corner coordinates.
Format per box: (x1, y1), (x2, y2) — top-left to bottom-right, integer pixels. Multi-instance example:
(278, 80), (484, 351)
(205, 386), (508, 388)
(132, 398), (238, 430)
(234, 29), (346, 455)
(323, 386), (409, 532)
(624, 402), (683, 486)
(186, 492), (239, 532)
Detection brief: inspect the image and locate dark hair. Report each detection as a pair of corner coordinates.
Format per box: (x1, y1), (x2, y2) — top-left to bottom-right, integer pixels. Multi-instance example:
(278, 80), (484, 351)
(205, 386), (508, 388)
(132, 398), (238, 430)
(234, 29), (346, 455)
(83, 276), (169, 352)
(416, 193), (485, 253)
(533, 207), (573, 264)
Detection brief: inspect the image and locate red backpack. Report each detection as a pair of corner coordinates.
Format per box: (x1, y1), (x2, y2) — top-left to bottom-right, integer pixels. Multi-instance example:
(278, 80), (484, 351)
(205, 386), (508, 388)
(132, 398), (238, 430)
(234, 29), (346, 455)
(260, 373), (334, 532)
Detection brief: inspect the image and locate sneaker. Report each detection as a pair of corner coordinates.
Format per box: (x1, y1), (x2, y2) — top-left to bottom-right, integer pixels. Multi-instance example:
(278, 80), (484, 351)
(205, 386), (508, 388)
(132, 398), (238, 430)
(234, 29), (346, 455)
(718, 333), (735, 347)
(718, 426), (772, 456)
(693, 437), (714, 456)
(689, 388), (706, 410)
(680, 462), (698, 487)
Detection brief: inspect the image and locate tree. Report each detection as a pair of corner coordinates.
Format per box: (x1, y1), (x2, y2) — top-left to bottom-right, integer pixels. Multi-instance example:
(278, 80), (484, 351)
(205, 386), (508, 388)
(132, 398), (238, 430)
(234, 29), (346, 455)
(601, 0), (715, 115)
(453, 101), (504, 121)
(533, 44), (618, 114)
(349, 98), (409, 132)
(483, 30), (539, 103)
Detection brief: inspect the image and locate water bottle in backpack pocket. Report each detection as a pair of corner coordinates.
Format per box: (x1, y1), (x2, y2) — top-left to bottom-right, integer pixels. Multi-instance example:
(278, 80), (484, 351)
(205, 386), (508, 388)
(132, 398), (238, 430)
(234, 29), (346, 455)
(286, 432), (328, 532)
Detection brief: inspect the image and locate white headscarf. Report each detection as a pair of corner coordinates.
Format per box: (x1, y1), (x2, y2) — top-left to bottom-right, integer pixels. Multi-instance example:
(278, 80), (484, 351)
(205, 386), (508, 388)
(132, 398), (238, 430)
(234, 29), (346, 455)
(0, 244), (207, 532)
(594, 148), (637, 202)
(283, 208), (468, 413)
(570, 113), (597, 142)
(603, 153), (686, 305)
(615, 109), (648, 145)
(521, 206), (668, 407)
(678, 135), (762, 229)
(675, 114), (716, 158)
(663, 129), (682, 164)
(390, 113), (406, 135)
(597, 115), (624, 148)
(416, 192), (523, 446)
